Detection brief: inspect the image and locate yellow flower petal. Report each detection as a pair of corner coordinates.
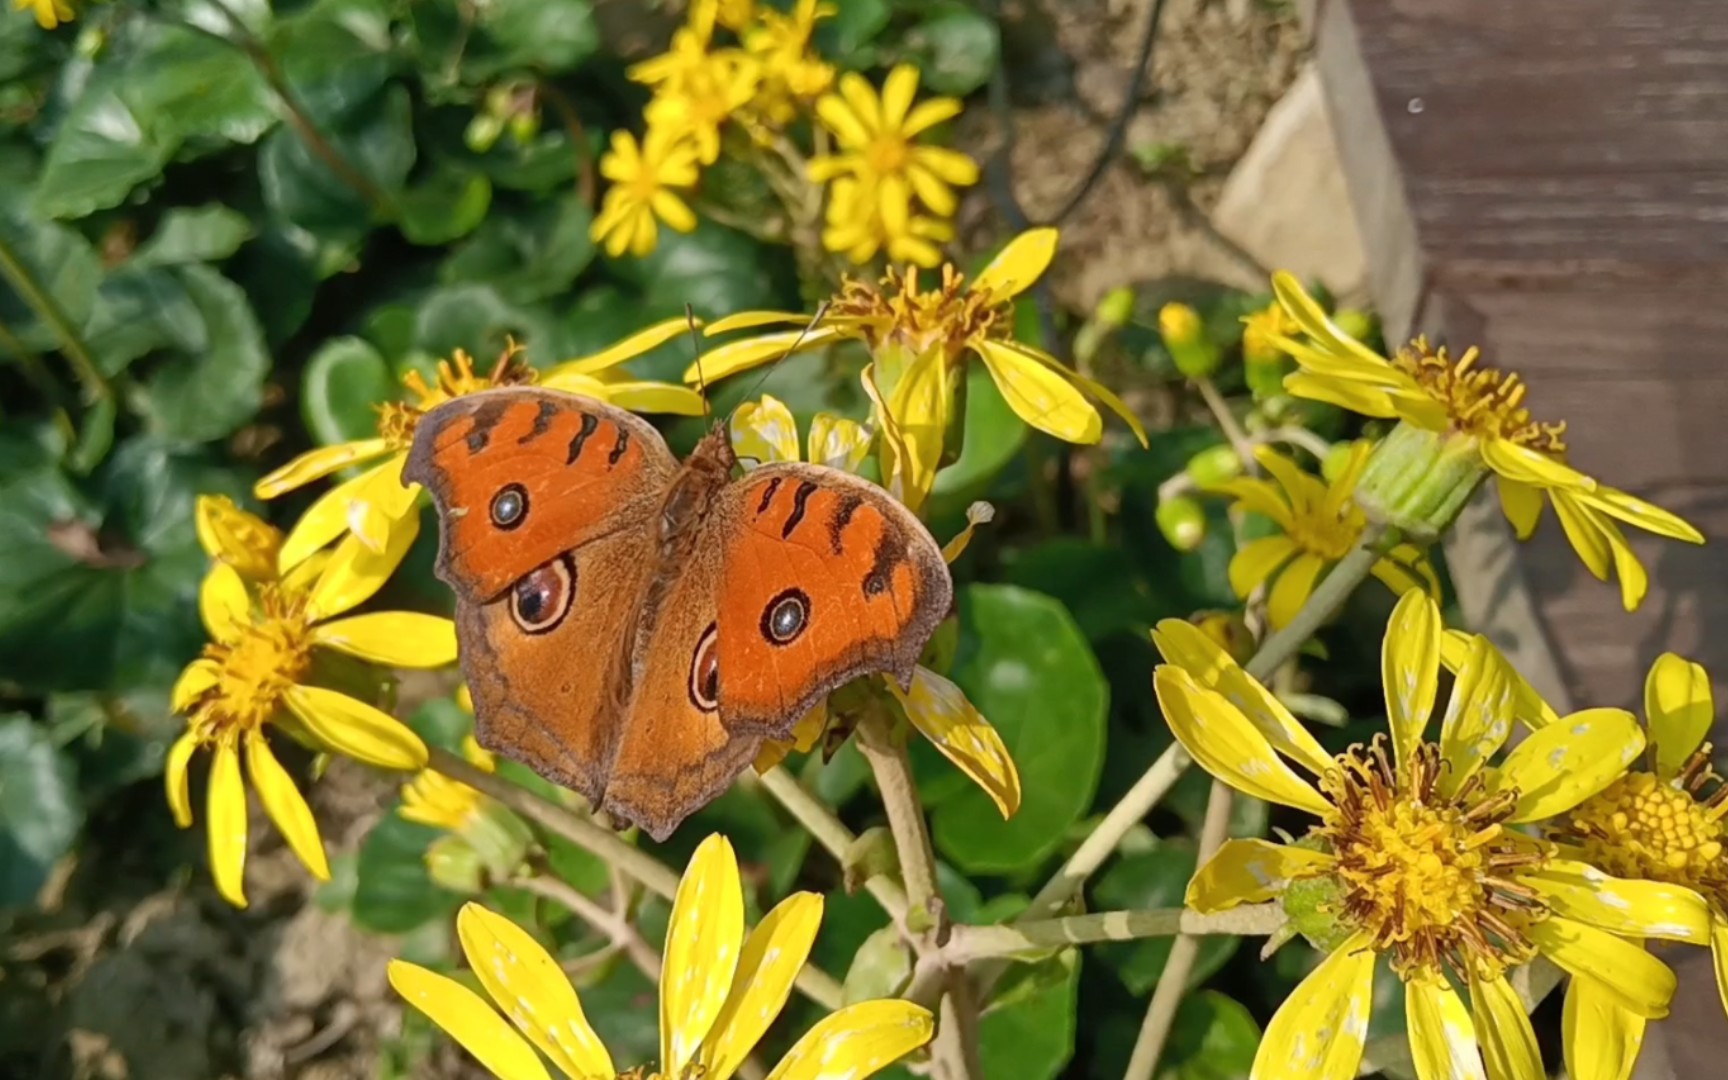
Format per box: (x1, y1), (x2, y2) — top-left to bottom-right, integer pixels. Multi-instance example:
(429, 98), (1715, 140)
(663, 834), (745, 1075)
(588, 379), (707, 416)
(971, 228), (1058, 301)
(1646, 652), (1712, 778)
(387, 960), (553, 1080)
(995, 340), (1149, 446)
(195, 494), (281, 575)
(1185, 838), (1333, 912)
(1524, 859), (1711, 943)
(731, 395), (802, 465)
(199, 562), (250, 644)
(1575, 484), (1704, 544)
(456, 903), (615, 1078)
(312, 612), (459, 669)
(1712, 917), (1728, 1020)
(806, 412), (871, 472)
(171, 658), (220, 714)
(1480, 438), (1595, 491)
(1469, 972), (1541, 1080)
(1497, 477), (1545, 540)
(1439, 629), (1559, 729)
(1552, 489), (1614, 581)
(305, 512), (421, 622)
(881, 349), (953, 511)
(902, 97), (963, 137)
(1435, 634), (1515, 796)
(1282, 370), (1401, 418)
(1383, 590), (1442, 774)
(940, 502), (995, 565)
(1528, 917), (1675, 1019)
(1492, 707), (1644, 823)
(1151, 619), (1333, 776)
(974, 338), (1102, 444)
(1269, 272), (1400, 381)
(208, 739), (248, 908)
(1153, 666), (1330, 816)
(1370, 545), (1440, 600)
(284, 685), (428, 770)
(706, 311), (811, 335)
(244, 731), (329, 881)
(349, 455), (420, 553)
(277, 457), (402, 569)
(1229, 535), (1298, 600)
(1210, 477), (1295, 529)
(165, 731), (198, 828)
(764, 999), (934, 1080)
(1563, 975), (1644, 1080)
(1266, 551), (1325, 630)
(552, 316), (703, 378)
(887, 666), (1021, 818)
(1406, 977), (1484, 1080)
(255, 438), (391, 499)
(685, 325), (840, 384)
(1250, 932), (1374, 1080)
(698, 892), (823, 1080)
(1602, 516), (1649, 612)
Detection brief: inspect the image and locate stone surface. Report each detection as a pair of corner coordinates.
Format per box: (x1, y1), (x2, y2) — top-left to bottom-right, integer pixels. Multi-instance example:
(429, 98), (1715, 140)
(1211, 63), (1368, 301)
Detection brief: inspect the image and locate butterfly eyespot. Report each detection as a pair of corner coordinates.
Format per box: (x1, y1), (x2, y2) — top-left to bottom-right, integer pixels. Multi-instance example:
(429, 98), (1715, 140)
(490, 483), (528, 530)
(509, 555), (574, 634)
(762, 588), (811, 646)
(689, 622), (720, 713)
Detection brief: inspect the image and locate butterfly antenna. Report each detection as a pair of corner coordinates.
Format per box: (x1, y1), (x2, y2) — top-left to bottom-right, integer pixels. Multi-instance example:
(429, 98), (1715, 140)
(686, 302), (713, 427)
(733, 301), (832, 412)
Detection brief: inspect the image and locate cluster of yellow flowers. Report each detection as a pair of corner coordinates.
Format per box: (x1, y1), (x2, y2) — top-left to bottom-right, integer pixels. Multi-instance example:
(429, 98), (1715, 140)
(593, 0), (978, 265)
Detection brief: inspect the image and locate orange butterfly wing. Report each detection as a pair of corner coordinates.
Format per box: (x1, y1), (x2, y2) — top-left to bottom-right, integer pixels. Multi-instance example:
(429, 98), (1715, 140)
(403, 387), (676, 806)
(713, 463), (953, 738)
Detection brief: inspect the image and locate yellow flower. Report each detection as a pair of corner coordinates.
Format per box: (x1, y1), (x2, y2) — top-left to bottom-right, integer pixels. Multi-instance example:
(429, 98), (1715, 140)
(390, 834), (934, 1080)
(740, 0), (835, 125)
(15, 0), (74, 29)
(1206, 444), (1438, 629)
(1547, 653), (1728, 1078)
(401, 735), (497, 833)
(1266, 272), (1703, 610)
(592, 126), (703, 256)
(642, 48), (760, 166)
(195, 495), (283, 582)
(729, 396), (1021, 816)
(809, 65), (979, 232)
(689, 0), (756, 40)
(1242, 299), (1297, 366)
(822, 174), (954, 268)
(255, 339), (701, 569)
(690, 230), (1146, 510)
(1156, 592), (1708, 1080)
(167, 525), (456, 908)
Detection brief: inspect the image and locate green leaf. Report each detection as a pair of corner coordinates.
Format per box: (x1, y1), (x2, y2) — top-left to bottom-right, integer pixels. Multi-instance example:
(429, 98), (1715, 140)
(1093, 842), (1239, 995)
(135, 265), (272, 444)
(32, 75), (175, 219)
(398, 168), (493, 246)
(978, 949), (1079, 1080)
(123, 23), (276, 146)
(440, 196), (596, 303)
(301, 335), (394, 445)
(901, 6), (1000, 98)
(1002, 539), (1166, 642)
(0, 437), (248, 696)
(0, 212), (100, 352)
(259, 83), (415, 237)
(352, 810), (461, 934)
(816, 0), (891, 59)
(1162, 991), (1261, 1080)
(131, 205), (255, 267)
(471, 0), (599, 78)
(931, 585), (1107, 874)
(82, 265), (206, 376)
(413, 282), (564, 363)
(0, 714), (83, 908)
(269, 0), (395, 126)
(619, 219), (795, 319)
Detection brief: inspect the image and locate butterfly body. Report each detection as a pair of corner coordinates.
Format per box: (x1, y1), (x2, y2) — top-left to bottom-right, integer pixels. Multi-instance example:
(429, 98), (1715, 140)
(404, 387), (952, 840)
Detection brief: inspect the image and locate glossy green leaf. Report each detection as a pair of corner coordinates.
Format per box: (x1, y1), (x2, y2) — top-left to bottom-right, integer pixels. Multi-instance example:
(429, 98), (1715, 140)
(440, 196), (596, 303)
(0, 212), (100, 352)
(931, 585), (1107, 874)
(301, 335), (395, 446)
(0, 714), (84, 907)
(817, 0), (891, 58)
(1092, 842), (1238, 995)
(135, 266), (271, 444)
(901, 6), (1001, 97)
(123, 23), (276, 145)
(131, 205), (255, 267)
(979, 949), (1079, 1080)
(82, 266), (205, 376)
(412, 282), (564, 363)
(32, 76), (175, 220)
(268, 0), (395, 126)
(259, 83), (415, 237)
(1002, 539), (1166, 642)
(472, 0), (599, 77)
(1162, 991), (1261, 1080)
(351, 810), (460, 934)
(398, 169), (493, 246)
(619, 219), (795, 319)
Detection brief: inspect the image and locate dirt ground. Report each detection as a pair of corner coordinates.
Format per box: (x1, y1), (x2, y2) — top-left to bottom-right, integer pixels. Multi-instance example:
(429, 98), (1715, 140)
(0, 2), (1304, 1076)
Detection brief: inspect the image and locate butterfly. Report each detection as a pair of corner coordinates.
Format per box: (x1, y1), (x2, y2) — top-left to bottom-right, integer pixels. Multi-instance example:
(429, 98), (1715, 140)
(404, 386), (953, 840)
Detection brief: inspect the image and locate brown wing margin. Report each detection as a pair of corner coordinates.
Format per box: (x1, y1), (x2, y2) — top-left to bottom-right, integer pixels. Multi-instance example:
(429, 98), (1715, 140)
(712, 463), (954, 739)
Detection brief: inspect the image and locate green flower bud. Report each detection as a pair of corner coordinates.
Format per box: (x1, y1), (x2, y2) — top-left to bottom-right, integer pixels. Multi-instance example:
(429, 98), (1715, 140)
(1354, 421), (1491, 541)
(1244, 355), (1291, 401)
(1186, 443), (1244, 487)
(425, 835), (487, 895)
(1096, 286), (1136, 328)
(1159, 303), (1221, 379)
(1320, 442), (1357, 484)
(1156, 495), (1206, 552)
(463, 800), (535, 880)
(508, 107), (542, 146)
(465, 112), (505, 153)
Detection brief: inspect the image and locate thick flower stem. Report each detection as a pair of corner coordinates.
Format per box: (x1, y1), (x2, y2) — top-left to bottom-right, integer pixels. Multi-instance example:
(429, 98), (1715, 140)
(0, 229), (109, 406)
(944, 903), (1284, 962)
(758, 765), (911, 918)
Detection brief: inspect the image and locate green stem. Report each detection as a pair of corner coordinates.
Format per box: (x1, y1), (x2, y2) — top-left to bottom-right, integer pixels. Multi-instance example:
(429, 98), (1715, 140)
(757, 766), (910, 918)
(0, 229), (109, 405)
(946, 903), (1284, 963)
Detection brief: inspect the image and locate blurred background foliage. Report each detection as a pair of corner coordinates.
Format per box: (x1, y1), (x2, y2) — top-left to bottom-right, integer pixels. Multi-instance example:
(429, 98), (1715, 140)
(0, 1), (1424, 1077)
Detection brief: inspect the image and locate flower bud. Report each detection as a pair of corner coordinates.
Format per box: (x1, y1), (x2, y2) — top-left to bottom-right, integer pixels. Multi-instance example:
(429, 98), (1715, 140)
(465, 112), (505, 153)
(1332, 309), (1376, 344)
(425, 835), (487, 894)
(1320, 442), (1358, 485)
(1186, 443), (1244, 488)
(1354, 422), (1490, 541)
(1159, 303), (1221, 379)
(1095, 286), (1136, 328)
(1244, 355), (1290, 401)
(1156, 495), (1206, 552)
(508, 107), (542, 146)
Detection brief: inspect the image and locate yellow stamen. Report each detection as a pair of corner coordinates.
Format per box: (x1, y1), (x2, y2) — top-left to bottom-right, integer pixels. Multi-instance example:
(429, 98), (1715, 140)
(1318, 736), (1545, 982)
(186, 587), (314, 742)
(828, 264), (1002, 362)
(377, 342), (533, 449)
(1392, 336), (1567, 453)
(1562, 755), (1728, 905)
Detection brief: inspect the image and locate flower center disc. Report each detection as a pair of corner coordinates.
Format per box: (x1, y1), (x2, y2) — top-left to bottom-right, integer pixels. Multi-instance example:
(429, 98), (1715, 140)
(1565, 767), (1728, 902)
(200, 593), (314, 738)
(1391, 337), (1567, 454)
